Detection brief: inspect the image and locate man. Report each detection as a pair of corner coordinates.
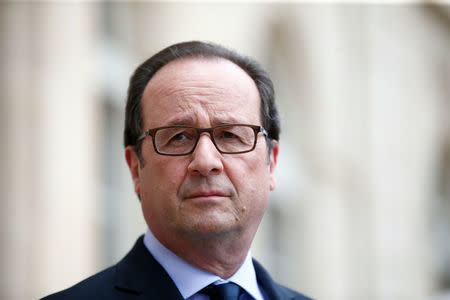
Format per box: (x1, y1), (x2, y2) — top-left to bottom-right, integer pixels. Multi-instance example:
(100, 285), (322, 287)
(43, 41), (312, 300)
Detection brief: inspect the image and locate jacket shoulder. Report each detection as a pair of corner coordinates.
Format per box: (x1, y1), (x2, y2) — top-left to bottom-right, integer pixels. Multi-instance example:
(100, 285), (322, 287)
(252, 258), (313, 300)
(272, 281), (314, 300)
(41, 265), (120, 300)
(40, 236), (182, 300)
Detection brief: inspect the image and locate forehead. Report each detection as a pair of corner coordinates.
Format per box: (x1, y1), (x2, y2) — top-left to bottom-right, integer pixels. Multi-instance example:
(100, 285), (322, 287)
(140, 57), (261, 127)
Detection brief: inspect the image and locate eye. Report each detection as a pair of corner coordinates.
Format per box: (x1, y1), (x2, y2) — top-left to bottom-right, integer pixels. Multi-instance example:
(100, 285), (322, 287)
(222, 131), (238, 139)
(167, 130), (196, 144)
(171, 132), (188, 141)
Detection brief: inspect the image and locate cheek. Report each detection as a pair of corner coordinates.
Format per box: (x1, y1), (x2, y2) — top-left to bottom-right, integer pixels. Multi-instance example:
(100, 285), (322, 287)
(231, 158), (271, 227)
(140, 157), (189, 212)
(148, 159), (189, 194)
(140, 159), (189, 223)
(226, 154), (271, 201)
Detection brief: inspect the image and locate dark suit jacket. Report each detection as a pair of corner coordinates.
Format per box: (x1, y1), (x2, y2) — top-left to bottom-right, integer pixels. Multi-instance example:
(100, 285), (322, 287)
(42, 236), (312, 300)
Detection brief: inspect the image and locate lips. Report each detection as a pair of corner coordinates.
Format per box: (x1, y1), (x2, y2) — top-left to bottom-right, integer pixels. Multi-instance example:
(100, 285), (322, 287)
(185, 190), (228, 199)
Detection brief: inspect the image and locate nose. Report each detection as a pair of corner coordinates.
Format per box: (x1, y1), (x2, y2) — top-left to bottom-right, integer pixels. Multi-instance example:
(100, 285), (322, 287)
(187, 133), (224, 177)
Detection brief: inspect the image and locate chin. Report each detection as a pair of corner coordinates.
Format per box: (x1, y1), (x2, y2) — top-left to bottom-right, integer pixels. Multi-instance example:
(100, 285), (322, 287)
(185, 218), (240, 239)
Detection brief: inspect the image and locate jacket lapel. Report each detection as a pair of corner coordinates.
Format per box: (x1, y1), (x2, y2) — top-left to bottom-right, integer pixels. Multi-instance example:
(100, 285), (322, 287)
(114, 236), (184, 299)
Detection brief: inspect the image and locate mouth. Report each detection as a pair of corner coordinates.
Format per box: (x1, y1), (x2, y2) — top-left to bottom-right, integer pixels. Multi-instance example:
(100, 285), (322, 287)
(185, 190), (228, 201)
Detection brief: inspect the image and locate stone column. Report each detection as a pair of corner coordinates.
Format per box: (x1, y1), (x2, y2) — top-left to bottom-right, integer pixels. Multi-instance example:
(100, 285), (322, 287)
(0, 3), (101, 299)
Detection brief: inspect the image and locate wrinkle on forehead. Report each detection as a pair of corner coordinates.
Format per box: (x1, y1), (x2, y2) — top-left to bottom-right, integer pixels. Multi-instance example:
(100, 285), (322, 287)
(141, 58), (261, 128)
(144, 57), (254, 101)
(148, 78), (250, 105)
(164, 97), (253, 126)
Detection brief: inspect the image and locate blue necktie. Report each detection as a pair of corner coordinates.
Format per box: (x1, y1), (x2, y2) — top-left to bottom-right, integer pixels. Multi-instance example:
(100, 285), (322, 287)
(200, 282), (243, 300)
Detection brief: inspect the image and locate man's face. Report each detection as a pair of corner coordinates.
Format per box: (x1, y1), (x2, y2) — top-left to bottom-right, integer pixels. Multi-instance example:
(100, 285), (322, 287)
(125, 57), (278, 249)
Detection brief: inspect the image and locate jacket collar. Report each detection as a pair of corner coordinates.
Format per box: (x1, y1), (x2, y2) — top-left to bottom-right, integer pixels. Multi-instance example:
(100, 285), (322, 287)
(113, 236), (184, 299)
(114, 236), (311, 300)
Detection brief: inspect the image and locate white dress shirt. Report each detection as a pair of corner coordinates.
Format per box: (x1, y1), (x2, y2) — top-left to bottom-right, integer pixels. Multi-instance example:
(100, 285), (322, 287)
(143, 229), (266, 300)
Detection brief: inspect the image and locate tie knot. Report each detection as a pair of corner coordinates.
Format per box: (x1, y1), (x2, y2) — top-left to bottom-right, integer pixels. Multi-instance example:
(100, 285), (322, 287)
(200, 282), (243, 300)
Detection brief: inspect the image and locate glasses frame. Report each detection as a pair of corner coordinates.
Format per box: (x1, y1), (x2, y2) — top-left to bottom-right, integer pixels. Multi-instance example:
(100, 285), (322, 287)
(137, 124), (268, 156)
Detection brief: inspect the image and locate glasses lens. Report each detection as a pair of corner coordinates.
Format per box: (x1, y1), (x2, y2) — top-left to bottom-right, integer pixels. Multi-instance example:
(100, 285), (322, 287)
(155, 127), (197, 154)
(213, 125), (255, 153)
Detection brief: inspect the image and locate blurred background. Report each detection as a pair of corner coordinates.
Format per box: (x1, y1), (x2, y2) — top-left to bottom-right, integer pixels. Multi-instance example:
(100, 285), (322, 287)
(1, 2), (449, 300)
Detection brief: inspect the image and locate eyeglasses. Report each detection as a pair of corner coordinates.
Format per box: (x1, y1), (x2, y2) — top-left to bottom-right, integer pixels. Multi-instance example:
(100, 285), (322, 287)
(137, 124), (268, 156)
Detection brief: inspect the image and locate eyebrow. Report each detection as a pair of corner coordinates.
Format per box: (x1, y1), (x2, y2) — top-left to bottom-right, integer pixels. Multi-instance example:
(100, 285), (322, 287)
(163, 116), (245, 127)
(165, 116), (196, 126)
(212, 116), (247, 125)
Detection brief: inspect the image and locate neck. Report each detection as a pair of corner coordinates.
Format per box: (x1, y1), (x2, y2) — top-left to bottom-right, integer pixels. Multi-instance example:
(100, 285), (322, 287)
(156, 230), (254, 279)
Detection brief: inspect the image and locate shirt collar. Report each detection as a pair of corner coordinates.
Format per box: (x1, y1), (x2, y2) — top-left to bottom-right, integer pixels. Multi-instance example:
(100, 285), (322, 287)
(143, 228), (264, 300)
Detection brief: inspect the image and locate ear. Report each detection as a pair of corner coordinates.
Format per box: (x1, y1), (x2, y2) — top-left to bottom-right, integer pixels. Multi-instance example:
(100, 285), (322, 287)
(269, 140), (279, 191)
(125, 146), (141, 195)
